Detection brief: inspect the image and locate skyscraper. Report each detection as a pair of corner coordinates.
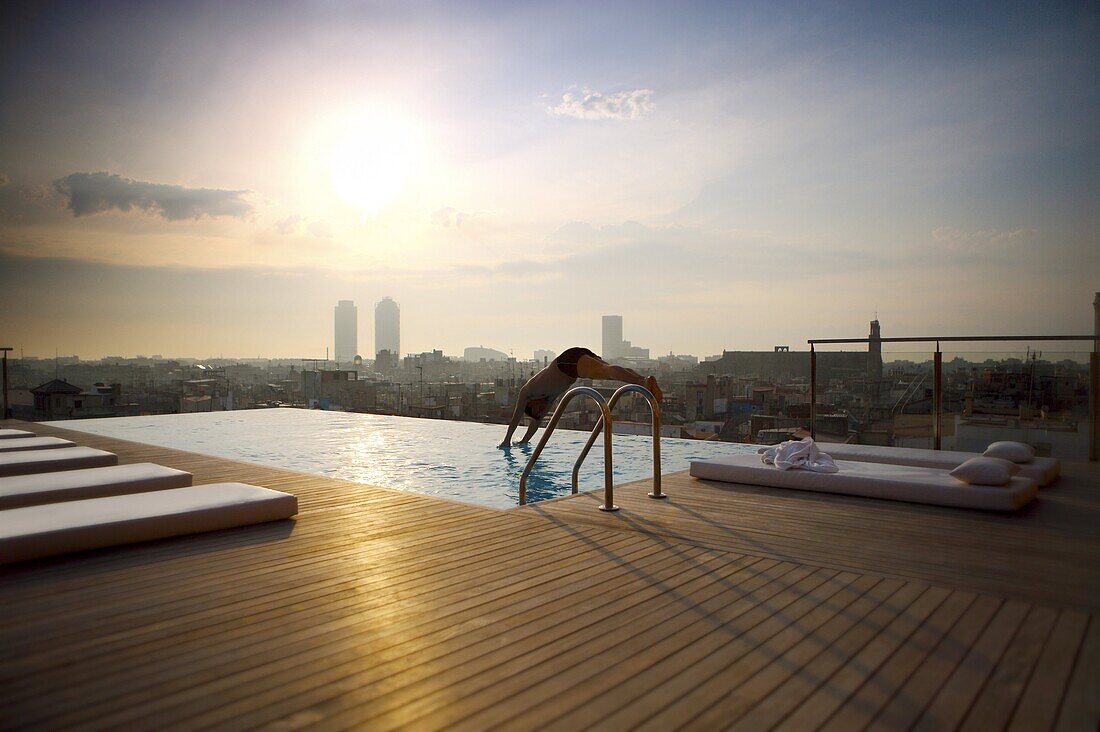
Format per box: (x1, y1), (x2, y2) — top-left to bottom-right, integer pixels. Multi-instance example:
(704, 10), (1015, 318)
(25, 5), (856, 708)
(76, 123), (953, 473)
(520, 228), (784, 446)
(602, 315), (623, 359)
(334, 300), (357, 365)
(375, 297), (400, 358)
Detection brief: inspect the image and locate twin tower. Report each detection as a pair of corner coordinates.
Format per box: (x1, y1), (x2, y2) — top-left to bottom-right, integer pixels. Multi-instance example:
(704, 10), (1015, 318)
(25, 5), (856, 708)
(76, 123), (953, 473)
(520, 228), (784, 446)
(334, 298), (399, 365)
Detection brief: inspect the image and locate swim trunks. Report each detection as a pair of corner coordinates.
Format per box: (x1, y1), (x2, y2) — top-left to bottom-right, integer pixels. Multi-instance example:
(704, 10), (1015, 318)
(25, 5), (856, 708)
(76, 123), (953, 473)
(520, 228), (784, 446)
(553, 347), (598, 379)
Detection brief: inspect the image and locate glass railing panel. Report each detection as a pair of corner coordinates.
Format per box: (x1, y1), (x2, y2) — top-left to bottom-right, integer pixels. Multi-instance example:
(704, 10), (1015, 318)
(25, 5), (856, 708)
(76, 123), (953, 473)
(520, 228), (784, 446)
(940, 348), (1092, 460)
(813, 348), (934, 449)
(880, 349), (935, 449)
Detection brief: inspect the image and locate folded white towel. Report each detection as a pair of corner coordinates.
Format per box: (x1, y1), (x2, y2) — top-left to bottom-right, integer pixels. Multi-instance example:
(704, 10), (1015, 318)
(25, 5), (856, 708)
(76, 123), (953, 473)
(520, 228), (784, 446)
(759, 437), (839, 473)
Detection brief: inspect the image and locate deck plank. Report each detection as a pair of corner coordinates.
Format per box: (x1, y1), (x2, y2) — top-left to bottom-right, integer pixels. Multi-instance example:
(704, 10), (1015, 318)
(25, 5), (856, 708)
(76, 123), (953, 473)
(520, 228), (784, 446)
(726, 580), (930, 730)
(523, 470), (1100, 612)
(774, 585), (952, 730)
(819, 588), (978, 730)
(1008, 609), (1090, 731)
(2, 419), (1097, 731)
(1055, 615), (1100, 731)
(912, 600), (1032, 731)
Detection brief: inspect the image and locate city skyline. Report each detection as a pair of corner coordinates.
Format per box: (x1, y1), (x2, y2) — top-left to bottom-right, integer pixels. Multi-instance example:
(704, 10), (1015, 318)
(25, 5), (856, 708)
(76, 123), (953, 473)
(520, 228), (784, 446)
(1, 2), (1097, 358)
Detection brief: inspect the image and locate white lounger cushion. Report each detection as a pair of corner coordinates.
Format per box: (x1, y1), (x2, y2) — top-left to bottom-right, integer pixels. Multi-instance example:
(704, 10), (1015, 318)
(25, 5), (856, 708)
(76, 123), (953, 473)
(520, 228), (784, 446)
(0, 447), (118, 477)
(0, 463), (193, 509)
(819, 443), (1059, 486)
(0, 436), (76, 453)
(0, 483), (298, 564)
(690, 455), (1037, 511)
(983, 441), (1035, 463)
(0, 429), (35, 440)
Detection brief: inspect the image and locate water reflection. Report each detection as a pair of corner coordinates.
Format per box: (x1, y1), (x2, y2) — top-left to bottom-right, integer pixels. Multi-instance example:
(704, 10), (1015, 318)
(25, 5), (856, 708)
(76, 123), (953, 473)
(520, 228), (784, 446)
(45, 409), (754, 509)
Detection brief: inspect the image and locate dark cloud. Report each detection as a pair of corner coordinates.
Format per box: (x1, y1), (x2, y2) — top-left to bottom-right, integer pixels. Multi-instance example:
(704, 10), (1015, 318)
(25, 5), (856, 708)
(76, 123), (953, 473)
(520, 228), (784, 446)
(53, 172), (253, 221)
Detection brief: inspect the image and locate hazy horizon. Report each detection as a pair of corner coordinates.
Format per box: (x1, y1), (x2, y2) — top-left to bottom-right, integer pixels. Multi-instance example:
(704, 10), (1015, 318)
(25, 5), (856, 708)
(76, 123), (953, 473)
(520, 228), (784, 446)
(1, 1), (1097, 359)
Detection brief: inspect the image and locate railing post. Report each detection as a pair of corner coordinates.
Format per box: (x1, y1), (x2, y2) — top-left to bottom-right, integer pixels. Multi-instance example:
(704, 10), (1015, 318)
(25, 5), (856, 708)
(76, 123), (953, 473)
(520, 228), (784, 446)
(598, 399), (617, 511)
(1093, 293), (1099, 462)
(1090, 352), (1098, 462)
(933, 343), (942, 451)
(647, 398), (664, 499)
(809, 345), (817, 440)
(1, 348), (9, 421)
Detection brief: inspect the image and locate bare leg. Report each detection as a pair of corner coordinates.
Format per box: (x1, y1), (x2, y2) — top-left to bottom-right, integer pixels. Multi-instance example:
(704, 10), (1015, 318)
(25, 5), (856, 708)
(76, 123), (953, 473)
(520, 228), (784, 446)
(516, 419), (540, 444)
(575, 355), (663, 402)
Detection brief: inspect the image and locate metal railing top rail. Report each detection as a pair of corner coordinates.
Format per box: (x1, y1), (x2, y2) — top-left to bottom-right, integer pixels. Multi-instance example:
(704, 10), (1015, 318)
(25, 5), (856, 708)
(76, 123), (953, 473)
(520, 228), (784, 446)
(518, 385), (619, 512)
(808, 335), (1095, 345)
(573, 384), (665, 500)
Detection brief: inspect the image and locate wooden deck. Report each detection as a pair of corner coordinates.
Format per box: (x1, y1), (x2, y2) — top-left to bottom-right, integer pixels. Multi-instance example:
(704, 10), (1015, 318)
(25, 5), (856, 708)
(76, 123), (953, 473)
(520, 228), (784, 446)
(2, 419), (1098, 731)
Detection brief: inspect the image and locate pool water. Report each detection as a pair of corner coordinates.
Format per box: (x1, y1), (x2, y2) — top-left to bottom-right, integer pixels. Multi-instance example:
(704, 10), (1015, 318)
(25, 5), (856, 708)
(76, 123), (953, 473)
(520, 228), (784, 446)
(47, 409), (755, 509)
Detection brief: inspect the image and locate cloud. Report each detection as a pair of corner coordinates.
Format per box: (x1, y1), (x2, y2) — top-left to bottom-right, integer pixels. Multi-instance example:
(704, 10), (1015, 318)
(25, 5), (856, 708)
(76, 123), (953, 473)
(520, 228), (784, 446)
(307, 219), (334, 238)
(0, 172), (9, 187)
(547, 87), (654, 120)
(274, 214), (301, 235)
(931, 227), (1037, 250)
(53, 172), (253, 221)
(272, 215), (332, 237)
(430, 206), (472, 228)
(549, 220), (658, 244)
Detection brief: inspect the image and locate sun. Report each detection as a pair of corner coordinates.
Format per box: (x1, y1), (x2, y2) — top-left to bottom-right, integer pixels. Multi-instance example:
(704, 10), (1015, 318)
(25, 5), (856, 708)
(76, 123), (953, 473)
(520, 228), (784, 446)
(328, 109), (422, 215)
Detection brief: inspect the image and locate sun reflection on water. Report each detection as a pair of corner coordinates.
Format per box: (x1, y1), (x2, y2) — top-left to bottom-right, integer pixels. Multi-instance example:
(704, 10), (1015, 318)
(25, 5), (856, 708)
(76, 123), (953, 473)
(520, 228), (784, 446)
(46, 409), (754, 510)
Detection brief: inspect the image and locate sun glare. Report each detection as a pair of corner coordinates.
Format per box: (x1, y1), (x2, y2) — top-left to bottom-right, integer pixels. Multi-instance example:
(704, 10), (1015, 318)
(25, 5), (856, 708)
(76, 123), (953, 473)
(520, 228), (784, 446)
(328, 109), (423, 216)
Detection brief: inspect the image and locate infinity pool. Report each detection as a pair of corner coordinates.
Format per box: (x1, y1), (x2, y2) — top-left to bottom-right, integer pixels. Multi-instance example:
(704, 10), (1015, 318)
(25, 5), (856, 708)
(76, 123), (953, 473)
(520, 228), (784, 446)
(47, 409), (753, 509)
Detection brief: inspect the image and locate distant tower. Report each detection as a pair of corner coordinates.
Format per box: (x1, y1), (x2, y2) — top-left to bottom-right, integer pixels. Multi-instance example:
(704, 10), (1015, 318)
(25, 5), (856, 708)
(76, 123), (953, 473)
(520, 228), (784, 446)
(334, 300), (357, 365)
(375, 297), (400, 358)
(868, 319), (883, 381)
(602, 315), (623, 359)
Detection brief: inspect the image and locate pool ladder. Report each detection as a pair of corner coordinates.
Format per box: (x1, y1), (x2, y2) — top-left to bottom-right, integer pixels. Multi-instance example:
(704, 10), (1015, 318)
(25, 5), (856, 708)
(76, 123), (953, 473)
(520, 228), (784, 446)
(518, 384), (664, 511)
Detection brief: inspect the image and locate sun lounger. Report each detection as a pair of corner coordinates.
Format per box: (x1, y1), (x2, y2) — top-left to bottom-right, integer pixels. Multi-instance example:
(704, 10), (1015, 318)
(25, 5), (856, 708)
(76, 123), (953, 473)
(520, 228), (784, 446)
(819, 443), (1059, 486)
(0, 483), (299, 564)
(0, 436), (76, 453)
(0, 429), (36, 440)
(0, 447), (118, 477)
(690, 455), (1037, 511)
(0, 463), (193, 509)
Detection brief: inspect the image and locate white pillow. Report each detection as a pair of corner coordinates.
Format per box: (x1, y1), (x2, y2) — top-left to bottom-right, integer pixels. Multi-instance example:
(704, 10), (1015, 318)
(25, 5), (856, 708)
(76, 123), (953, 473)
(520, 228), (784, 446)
(950, 457), (1020, 486)
(983, 441), (1035, 463)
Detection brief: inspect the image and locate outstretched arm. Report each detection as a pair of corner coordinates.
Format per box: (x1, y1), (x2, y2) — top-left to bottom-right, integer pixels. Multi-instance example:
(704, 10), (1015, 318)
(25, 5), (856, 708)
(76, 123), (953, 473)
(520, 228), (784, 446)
(498, 384), (530, 448)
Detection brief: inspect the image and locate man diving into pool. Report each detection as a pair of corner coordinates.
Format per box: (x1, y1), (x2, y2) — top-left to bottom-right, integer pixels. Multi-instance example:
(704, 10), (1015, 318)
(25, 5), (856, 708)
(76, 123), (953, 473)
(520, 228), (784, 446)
(498, 347), (663, 448)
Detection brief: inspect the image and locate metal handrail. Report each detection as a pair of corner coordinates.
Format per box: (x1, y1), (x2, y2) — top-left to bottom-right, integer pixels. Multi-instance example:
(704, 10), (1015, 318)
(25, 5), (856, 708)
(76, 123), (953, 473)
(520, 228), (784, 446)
(573, 384), (664, 500)
(519, 386), (618, 511)
(808, 335), (1095, 345)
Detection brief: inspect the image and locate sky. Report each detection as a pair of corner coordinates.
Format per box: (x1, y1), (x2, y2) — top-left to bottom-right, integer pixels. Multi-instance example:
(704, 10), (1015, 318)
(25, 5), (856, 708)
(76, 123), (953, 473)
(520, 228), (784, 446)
(0, 0), (1097, 360)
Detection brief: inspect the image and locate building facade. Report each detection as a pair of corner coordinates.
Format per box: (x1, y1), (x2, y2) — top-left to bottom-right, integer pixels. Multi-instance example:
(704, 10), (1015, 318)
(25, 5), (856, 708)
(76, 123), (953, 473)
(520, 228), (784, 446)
(334, 300), (358, 365)
(601, 314), (649, 359)
(375, 296), (400, 358)
(601, 315), (623, 359)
